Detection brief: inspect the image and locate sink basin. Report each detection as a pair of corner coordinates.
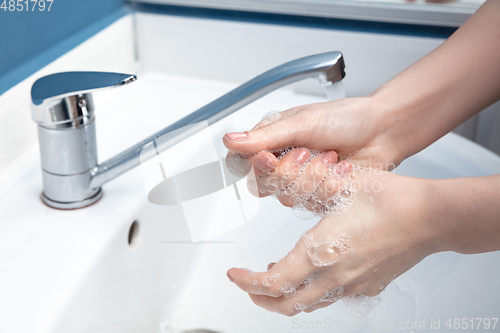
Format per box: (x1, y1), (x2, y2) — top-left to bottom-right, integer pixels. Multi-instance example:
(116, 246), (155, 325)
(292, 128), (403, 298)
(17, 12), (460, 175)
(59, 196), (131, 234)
(1, 11), (499, 333)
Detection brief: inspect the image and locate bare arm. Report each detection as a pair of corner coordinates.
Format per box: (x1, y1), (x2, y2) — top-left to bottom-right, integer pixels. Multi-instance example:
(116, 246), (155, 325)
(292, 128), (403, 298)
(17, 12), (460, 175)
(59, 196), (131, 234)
(430, 174), (500, 254)
(223, 0), (500, 170)
(372, 0), (500, 162)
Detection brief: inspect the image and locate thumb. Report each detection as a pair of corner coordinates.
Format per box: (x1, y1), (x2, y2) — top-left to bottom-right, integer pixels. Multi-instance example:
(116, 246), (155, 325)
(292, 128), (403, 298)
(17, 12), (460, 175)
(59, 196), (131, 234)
(222, 112), (320, 155)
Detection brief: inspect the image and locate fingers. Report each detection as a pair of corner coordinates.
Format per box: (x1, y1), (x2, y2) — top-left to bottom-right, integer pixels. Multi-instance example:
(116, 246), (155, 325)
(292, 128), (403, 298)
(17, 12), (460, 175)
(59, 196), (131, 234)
(289, 152), (337, 196)
(275, 151), (340, 207)
(316, 161), (353, 202)
(267, 262), (276, 271)
(224, 150), (278, 181)
(252, 148), (310, 197)
(227, 217), (361, 316)
(252, 106), (306, 130)
(245, 151), (279, 176)
(247, 274), (344, 317)
(224, 150), (254, 179)
(315, 177), (341, 202)
(227, 237), (318, 297)
(302, 301), (333, 313)
(223, 107), (323, 155)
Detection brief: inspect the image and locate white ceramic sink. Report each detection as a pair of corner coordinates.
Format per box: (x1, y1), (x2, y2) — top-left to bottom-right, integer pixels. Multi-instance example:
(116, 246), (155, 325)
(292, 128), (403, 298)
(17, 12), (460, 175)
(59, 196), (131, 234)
(1, 12), (500, 333)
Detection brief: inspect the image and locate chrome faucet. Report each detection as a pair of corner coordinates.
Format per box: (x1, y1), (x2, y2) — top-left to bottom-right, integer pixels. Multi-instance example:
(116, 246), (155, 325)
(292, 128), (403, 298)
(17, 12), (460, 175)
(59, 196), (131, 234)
(31, 51), (345, 209)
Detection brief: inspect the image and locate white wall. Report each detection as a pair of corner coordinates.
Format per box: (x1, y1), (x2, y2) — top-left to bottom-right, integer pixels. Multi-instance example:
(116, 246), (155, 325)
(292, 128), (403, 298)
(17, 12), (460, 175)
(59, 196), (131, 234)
(135, 12), (443, 97)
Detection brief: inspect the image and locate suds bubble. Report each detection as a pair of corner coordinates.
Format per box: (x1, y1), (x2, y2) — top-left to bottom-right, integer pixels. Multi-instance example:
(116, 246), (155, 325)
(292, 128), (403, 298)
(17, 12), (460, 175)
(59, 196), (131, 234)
(317, 286), (344, 304)
(302, 233), (351, 267)
(342, 294), (382, 318)
(261, 110), (281, 125)
(295, 303), (308, 311)
(263, 273), (279, 287)
(280, 282), (295, 294)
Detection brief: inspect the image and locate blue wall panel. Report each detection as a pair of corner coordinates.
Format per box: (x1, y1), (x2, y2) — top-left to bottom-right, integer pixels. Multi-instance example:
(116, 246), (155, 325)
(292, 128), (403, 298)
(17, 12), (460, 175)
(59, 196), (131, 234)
(0, 0), (124, 93)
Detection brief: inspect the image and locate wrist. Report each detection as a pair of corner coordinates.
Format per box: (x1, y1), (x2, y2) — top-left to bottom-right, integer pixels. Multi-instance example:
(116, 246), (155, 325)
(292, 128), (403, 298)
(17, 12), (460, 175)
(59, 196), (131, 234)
(417, 179), (457, 253)
(397, 177), (449, 255)
(367, 75), (456, 167)
(364, 93), (407, 169)
(423, 176), (500, 254)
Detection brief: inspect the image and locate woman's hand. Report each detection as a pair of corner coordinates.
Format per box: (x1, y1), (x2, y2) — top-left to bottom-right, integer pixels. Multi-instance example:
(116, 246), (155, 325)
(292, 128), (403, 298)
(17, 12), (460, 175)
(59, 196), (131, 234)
(223, 97), (403, 210)
(226, 146), (355, 213)
(226, 169), (444, 316)
(223, 97), (402, 174)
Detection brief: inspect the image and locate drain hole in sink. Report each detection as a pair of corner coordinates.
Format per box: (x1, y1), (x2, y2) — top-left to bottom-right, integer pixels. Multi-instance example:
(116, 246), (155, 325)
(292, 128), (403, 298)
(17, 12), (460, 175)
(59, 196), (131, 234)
(128, 220), (140, 249)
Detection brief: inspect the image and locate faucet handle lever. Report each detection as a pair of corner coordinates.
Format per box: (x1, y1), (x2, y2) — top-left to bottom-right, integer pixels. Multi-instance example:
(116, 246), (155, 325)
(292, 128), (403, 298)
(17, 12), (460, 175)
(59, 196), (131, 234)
(31, 71), (137, 106)
(31, 71), (137, 126)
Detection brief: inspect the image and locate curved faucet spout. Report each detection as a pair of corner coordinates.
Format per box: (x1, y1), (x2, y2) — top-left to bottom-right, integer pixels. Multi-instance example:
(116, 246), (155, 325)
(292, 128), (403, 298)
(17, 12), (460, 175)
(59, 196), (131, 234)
(31, 52), (345, 209)
(90, 51), (345, 190)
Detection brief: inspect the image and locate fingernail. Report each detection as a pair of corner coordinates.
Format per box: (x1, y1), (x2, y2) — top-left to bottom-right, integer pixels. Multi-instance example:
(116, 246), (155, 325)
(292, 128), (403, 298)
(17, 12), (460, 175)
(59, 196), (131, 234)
(227, 271), (234, 283)
(337, 161), (353, 176)
(294, 149), (310, 166)
(256, 155), (277, 172)
(225, 132), (248, 141)
(323, 151), (338, 167)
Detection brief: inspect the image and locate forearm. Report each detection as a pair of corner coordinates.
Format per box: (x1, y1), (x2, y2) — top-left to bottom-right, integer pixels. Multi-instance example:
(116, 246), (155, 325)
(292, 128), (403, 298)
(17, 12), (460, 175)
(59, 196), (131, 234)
(370, 0), (500, 162)
(426, 175), (500, 255)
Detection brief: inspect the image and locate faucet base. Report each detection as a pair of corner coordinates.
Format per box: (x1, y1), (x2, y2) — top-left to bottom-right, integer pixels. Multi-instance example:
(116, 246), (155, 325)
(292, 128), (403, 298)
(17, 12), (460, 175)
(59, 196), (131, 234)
(41, 188), (103, 210)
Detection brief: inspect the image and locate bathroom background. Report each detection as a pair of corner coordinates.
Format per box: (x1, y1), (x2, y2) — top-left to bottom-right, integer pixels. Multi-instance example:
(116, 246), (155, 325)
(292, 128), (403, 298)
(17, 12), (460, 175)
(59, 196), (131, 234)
(1, 1), (499, 332)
